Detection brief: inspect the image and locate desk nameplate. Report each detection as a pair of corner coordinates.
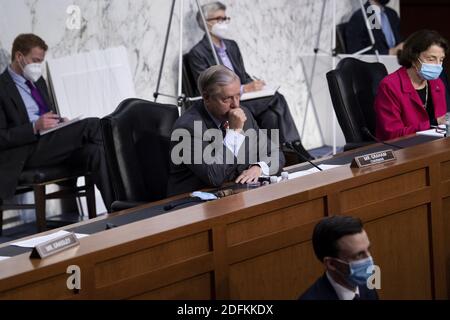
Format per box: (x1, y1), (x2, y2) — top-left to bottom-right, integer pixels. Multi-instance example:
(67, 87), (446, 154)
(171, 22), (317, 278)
(351, 149), (396, 168)
(30, 232), (79, 259)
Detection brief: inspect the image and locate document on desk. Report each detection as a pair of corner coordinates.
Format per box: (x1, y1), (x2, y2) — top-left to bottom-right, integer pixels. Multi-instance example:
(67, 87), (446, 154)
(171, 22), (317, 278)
(11, 230), (88, 248)
(287, 164), (344, 180)
(39, 115), (83, 135)
(416, 125), (446, 138)
(240, 84), (280, 101)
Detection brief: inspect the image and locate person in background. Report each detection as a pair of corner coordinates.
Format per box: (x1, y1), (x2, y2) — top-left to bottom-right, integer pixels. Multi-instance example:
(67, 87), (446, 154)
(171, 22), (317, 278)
(346, 0), (403, 56)
(186, 1), (313, 162)
(374, 30), (448, 140)
(0, 34), (114, 212)
(299, 215), (379, 300)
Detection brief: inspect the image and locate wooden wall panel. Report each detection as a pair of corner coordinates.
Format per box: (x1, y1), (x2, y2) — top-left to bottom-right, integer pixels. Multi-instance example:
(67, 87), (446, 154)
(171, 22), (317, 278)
(365, 206), (432, 300)
(227, 198), (325, 246)
(228, 241), (322, 300)
(130, 273), (213, 300)
(0, 273), (80, 300)
(340, 169), (427, 212)
(443, 197), (450, 298)
(94, 232), (211, 288)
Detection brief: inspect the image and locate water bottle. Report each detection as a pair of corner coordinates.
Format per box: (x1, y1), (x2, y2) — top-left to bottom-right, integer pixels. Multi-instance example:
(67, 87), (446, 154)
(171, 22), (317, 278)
(281, 172), (289, 182)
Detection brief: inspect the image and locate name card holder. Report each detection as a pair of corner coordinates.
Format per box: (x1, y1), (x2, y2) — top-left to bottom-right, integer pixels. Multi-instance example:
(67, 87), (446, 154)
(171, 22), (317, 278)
(351, 149), (396, 168)
(30, 232), (80, 259)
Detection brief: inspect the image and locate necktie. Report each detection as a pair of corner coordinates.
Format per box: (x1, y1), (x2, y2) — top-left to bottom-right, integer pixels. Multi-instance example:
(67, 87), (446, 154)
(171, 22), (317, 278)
(25, 80), (49, 116)
(380, 11), (396, 49)
(220, 121), (229, 138)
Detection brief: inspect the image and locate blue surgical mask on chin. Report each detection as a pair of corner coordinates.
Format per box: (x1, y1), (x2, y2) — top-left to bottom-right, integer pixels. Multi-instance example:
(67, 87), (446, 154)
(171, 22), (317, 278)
(418, 59), (443, 81)
(334, 256), (375, 287)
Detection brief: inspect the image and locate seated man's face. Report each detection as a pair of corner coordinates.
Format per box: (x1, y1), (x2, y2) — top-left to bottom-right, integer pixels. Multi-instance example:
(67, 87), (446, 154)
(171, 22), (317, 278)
(204, 79), (241, 122)
(206, 9), (227, 31)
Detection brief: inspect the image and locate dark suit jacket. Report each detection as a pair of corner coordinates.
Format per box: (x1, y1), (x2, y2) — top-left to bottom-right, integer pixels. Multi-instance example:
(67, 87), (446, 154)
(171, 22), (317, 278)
(299, 273), (379, 300)
(187, 35), (253, 90)
(0, 69), (55, 199)
(346, 1), (401, 55)
(166, 101), (285, 196)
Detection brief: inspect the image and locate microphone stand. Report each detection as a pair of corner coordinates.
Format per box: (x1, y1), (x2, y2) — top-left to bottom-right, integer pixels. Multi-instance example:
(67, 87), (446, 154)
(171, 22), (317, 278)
(153, 0), (216, 111)
(361, 127), (403, 150)
(285, 142), (323, 171)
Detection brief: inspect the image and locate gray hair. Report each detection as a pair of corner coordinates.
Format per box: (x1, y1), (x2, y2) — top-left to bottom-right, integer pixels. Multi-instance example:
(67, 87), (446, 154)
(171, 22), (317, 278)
(198, 65), (240, 97)
(196, 1), (226, 31)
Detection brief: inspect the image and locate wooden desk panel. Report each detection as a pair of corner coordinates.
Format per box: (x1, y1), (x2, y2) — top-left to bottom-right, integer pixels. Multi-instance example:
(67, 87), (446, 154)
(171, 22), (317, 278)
(0, 137), (449, 300)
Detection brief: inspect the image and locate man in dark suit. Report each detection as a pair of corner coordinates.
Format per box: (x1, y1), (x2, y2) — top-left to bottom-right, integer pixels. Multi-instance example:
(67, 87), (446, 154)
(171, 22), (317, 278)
(0, 33), (113, 212)
(167, 65), (285, 196)
(346, 0), (403, 55)
(186, 1), (312, 162)
(299, 216), (379, 300)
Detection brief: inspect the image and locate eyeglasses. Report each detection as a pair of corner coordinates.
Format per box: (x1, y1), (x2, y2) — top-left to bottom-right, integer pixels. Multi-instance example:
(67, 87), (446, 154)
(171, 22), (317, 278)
(207, 16), (231, 24)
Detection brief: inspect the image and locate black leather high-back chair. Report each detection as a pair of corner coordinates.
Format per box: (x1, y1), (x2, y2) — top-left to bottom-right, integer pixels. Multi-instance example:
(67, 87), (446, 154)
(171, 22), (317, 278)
(101, 98), (179, 210)
(326, 57), (388, 150)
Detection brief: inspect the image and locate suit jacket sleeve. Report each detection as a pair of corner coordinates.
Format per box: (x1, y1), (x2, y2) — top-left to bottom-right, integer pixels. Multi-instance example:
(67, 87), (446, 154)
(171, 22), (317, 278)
(187, 47), (211, 86)
(173, 125), (248, 188)
(232, 42), (253, 85)
(0, 94), (37, 151)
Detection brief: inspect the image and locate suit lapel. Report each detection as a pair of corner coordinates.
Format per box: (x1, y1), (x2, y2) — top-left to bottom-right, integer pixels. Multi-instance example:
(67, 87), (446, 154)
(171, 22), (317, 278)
(0, 70), (30, 121)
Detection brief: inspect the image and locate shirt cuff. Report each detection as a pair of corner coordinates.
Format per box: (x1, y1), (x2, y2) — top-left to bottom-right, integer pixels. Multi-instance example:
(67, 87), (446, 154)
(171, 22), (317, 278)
(223, 129), (245, 157)
(253, 161), (269, 176)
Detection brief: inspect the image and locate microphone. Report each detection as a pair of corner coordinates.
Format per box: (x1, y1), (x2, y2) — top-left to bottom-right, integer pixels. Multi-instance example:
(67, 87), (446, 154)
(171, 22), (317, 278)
(284, 141), (323, 171)
(361, 127), (404, 150)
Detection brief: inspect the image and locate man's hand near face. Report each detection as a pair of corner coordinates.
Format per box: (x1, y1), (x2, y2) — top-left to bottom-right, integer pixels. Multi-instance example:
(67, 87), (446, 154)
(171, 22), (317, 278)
(228, 107), (246, 133)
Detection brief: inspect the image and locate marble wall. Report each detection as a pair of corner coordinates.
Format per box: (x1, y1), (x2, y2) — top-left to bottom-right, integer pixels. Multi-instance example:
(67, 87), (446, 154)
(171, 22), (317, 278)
(0, 0), (399, 148)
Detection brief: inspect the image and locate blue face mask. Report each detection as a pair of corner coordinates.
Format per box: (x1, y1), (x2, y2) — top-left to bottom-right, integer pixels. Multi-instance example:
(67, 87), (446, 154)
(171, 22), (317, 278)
(334, 256), (375, 287)
(347, 256), (375, 286)
(418, 59), (443, 81)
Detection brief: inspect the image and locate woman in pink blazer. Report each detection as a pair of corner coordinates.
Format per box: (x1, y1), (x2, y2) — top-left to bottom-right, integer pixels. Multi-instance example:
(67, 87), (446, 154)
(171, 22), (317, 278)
(375, 30), (448, 140)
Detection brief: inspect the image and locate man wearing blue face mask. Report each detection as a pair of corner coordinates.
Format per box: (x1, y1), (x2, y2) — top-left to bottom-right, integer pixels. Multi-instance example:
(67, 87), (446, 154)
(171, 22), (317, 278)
(374, 30), (448, 140)
(299, 216), (379, 300)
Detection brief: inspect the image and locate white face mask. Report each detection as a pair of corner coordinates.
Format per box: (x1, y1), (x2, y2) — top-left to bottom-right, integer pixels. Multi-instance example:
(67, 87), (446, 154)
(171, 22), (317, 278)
(23, 63), (43, 83)
(211, 23), (229, 39)
(19, 56), (43, 83)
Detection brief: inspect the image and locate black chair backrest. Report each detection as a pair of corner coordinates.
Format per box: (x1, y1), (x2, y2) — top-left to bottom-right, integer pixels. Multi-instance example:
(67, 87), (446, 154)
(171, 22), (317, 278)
(101, 98), (179, 202)
(335, 23), (348, 54)
(326, 58), (388, 144)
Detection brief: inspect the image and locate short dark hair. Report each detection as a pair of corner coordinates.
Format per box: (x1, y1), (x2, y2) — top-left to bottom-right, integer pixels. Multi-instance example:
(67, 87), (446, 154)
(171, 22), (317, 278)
(397, 29), (449, 68)
(11, 33), (48, 62)
(312, 216), (363, 262)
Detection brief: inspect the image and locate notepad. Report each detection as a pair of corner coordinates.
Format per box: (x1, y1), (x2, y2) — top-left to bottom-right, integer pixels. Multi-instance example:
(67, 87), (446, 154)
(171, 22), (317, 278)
(240, 84), (280, 101)
(39, 115), (83, 135)
(416, 125), (446, 138)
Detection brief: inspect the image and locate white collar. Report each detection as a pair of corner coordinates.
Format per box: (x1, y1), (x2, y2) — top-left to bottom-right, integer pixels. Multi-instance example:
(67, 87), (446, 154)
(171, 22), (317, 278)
(326, 272), (360, 300)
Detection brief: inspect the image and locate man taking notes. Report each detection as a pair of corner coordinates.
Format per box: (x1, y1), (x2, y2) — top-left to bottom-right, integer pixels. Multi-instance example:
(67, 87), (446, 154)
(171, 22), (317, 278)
(0, 33), (113, 211)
